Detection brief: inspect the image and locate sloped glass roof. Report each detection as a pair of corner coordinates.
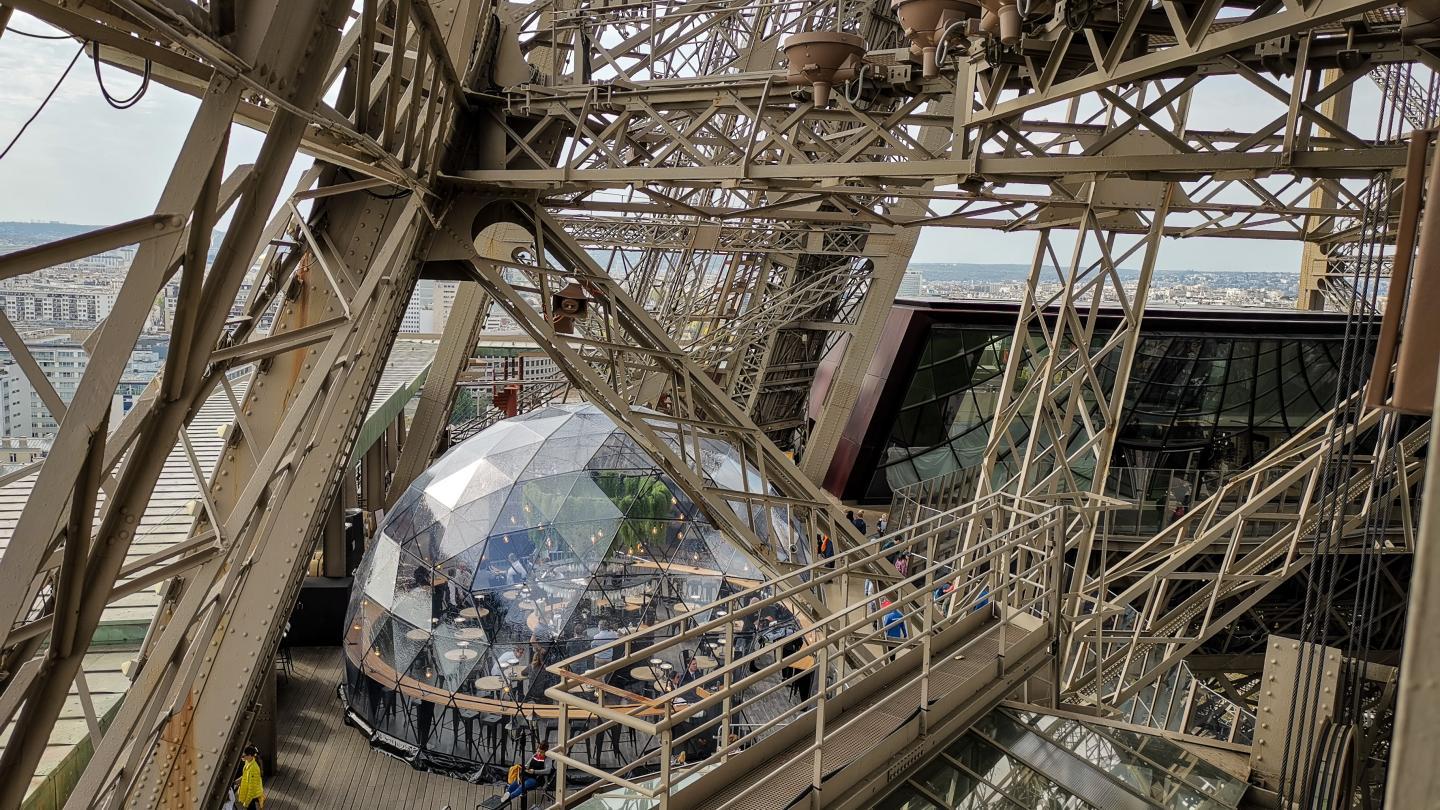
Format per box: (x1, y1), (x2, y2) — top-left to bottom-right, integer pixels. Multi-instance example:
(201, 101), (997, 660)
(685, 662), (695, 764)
(874, 707), (1247, 810)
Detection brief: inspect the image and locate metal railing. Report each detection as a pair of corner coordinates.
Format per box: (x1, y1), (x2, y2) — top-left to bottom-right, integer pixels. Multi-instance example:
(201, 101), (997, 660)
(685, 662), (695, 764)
(544, 493), (1068, 808)
(886, 463), (982, 530)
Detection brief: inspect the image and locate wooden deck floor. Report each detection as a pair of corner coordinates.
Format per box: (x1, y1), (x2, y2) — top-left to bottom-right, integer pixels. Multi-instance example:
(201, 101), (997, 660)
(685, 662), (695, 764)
(267, 647), (504, 810)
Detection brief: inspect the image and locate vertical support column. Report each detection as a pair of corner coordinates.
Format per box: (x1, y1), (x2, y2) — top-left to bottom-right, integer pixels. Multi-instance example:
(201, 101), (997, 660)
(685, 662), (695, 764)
(1249, 636), (1342, 796)
(721, 619), (735, 760)
(1385, 360), (1440, 806)
(810, 638), (828, 809)
(556, 700), (570, 805)
(321, 490), (346, 577)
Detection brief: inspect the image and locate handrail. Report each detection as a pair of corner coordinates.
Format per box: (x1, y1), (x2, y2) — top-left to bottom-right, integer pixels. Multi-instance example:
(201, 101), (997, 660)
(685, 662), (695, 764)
(543, 492), (1068, 806)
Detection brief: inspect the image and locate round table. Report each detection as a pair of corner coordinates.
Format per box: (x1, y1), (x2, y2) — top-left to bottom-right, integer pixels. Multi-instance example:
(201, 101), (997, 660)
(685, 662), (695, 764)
(457, 606), (489, 620)
(672, 602), (690, 613)
(501, 589), (519, 600)
(517, 600), (537, 611)
(431, 573), (449, 586)
(791, 655), (816, 670)
(404, 628), (430, 641)
(456, 627), (486, 640)
(472, 675), (505, 692)
(694, 655), (718, 669)
(625, 597), (647, 609)
(630, 666), (659, 681)
(444, 648), (479, 662)
(504, 665), (528, 682)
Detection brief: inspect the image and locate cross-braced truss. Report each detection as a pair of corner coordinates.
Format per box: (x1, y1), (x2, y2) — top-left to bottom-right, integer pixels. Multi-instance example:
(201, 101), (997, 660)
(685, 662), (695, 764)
(0, 0), (1437, 806)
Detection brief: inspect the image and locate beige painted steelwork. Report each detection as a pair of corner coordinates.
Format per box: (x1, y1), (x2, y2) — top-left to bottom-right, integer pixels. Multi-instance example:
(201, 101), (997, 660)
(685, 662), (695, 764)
(0, 0), (1434, 808)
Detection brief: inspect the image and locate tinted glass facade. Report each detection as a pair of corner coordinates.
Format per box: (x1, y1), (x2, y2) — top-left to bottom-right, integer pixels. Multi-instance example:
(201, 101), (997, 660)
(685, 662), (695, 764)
(830, 302), (1362, 505)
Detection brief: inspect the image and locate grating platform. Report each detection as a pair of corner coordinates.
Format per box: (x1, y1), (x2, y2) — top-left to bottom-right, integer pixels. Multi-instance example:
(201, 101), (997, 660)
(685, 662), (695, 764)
(683, 617), (1046, 810)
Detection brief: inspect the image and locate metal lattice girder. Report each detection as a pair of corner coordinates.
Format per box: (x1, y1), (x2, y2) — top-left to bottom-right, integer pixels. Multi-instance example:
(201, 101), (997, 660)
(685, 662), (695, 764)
(971, 180), (1175, 557)
(0, 3), (360, 800)
(432, 200), (880, 603)
(1063, 401), (1428, 711)
(0, 0), (488, 804)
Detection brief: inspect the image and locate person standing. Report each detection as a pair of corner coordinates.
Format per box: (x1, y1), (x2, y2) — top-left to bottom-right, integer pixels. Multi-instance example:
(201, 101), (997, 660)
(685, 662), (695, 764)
(881, 599), (907, 661)
(235, 745), (265, 809)
(876, 515), (888, 535)
(852, 511), (867, 535)
(816, 533), (834, 568)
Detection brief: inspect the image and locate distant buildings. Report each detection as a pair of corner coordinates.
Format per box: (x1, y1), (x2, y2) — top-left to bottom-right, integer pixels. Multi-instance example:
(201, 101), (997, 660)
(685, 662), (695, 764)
(0, 329), (160, 442)
(897, 269), (925, 298)
(0, 331), (87, 438)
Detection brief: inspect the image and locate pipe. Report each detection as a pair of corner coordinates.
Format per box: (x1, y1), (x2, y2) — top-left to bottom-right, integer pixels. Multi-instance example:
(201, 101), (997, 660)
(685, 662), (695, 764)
(1365, 132), (1431, 410)
(1394, 132), (1440, 412)
(812, 80), (833, 107)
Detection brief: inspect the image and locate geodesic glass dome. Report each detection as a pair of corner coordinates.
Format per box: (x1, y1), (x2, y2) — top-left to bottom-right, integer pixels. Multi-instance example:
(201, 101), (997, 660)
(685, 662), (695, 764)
(341, 403), (807, 775)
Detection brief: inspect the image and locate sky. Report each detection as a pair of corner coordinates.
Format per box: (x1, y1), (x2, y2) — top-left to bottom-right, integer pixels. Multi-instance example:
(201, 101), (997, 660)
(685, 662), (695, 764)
(2, 10), (1383, 273)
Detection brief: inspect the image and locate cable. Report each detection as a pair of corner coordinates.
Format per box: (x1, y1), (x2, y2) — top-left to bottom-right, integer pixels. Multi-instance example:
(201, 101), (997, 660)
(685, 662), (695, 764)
(5, 28), (73, 40)
(0, 44), (84, 164)
(91, 42), (150, 109)
(337, 167), (413, 200)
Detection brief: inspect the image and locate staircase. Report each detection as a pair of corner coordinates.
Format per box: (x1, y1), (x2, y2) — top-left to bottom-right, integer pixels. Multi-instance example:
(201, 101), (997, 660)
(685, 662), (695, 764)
(544, 494), (1067, 809)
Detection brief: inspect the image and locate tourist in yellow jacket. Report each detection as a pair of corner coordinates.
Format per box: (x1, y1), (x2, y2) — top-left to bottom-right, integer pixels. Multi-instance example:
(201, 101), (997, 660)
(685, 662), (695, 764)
(236, 745), (265, 809)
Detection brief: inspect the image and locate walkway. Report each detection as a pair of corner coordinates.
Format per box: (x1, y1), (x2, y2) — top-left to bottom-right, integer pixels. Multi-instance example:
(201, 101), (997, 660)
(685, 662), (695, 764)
(268, 647), (503, 810)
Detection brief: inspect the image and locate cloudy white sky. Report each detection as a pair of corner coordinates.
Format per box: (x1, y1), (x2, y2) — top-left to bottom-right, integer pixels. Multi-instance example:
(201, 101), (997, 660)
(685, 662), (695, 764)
(3, 10), (1384, 272)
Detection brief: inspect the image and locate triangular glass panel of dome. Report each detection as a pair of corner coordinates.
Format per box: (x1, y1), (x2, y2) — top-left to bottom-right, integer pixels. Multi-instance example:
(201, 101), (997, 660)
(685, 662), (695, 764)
(385, 613), (432, 678)
(698, 437), (754, 493)
(444, 489), (509, 552)
(357, 614), (399, 685)
(390, 549), (439, 628)
(410, 513), (486, 565)
(588, 469), (647, 514)
(553, 518), (623, 569)
(552, 473), (625, 525)
(623, 477), (687, 520)
(488, 422), (548, 455)
(428, 622), (486, 688)
(702, 526), (764, 580)
(548, 411), (595, 439)
(357, 536), (401, 610)
(401, 638), (448, 690)
(477, 443), (545, 482)
(423, 457), (485, 509)
(523, 473), (585, 521)
(611, 518), (668, 560)
(456, 457), (518, 505)
(661, 478), (705, 521)
(432, 531), (489, 589)
(586, 434), (655, 472)
(519, 435), (612, 481)
(515, 413), (571, 438)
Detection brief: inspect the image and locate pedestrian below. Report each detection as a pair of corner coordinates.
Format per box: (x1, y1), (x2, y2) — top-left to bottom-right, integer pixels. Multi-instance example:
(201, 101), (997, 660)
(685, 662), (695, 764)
(881, 599), (908, 661)
(852, 510), (867, 535)
(816, 532), (834, 568)
(506, 742), (550, 798)
(235, 744), (265, 809)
